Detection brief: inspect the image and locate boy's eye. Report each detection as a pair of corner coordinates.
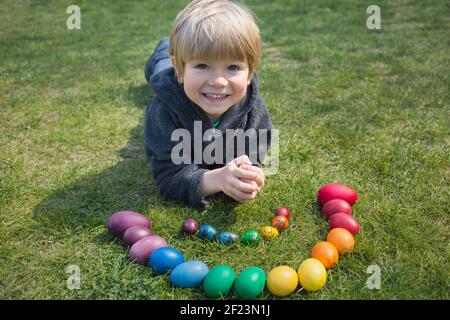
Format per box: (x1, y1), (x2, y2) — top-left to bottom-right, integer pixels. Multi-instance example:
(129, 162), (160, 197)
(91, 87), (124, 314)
(195, 64), (208, 69)
(228, 65), (240, 71)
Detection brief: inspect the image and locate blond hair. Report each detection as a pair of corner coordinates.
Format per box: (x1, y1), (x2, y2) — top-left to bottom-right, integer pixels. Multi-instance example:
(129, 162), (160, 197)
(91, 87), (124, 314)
(169, 0), (261, 82)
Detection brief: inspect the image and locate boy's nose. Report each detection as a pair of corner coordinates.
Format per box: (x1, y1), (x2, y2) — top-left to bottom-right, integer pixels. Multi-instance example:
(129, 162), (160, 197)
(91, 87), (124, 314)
(208, 73), (228, 87)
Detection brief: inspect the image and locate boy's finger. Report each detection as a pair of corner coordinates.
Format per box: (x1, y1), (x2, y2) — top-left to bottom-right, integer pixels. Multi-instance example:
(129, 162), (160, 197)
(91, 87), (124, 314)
(240, 165), (264, 188)
(234, 167), (257, 180)
(233, 177), (258, 193)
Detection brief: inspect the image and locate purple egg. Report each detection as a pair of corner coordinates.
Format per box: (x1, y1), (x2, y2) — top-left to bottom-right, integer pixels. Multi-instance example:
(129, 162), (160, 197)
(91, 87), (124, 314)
(128, 235), (167, 264)
(182, 218), (199, 235)
(122, 225), (154, 247)
(106, 211), (152, 239)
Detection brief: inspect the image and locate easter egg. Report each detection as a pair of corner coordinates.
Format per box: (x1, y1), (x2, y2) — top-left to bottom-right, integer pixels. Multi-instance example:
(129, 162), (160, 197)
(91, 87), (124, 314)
(329, 212), (360, 235)
(259, 226), (279, 240)
(241, 230), (261, 245)
(311, 241), (339, 269)
(199, 224), (218, 241)
(170, 260), (209, 288)
(106, 211), (152, 239)
(149, 247), (185, 274)
(203, 265), (236, 299)
(275, 207), (291, 220)
(218, 232), (239, 245)
(234, 267), (266, 299)
(327, 228), (355, 255)
(182, 218), (199, 235)
(272, 215), (289, 232)
(122, 225), (154, 247)
(266, 266), (298, 297)
(128, 235), (167, 264)
(322, 199), (352, 220)
(317, 183), (358, 206)
(297, 258), (327, 292)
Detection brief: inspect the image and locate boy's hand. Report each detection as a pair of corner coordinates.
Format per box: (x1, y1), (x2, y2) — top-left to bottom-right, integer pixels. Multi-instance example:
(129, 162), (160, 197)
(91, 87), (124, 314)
(218, 160), (259, 203)
(231, 155), (265, 191)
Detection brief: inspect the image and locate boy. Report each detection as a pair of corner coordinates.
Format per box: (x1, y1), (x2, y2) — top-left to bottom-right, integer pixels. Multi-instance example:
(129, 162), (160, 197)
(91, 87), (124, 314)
(144, 0), (272, 208)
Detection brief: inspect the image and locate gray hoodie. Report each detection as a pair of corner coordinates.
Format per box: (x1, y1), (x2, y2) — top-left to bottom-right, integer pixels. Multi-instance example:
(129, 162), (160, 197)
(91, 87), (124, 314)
(144, 67), (272, 208)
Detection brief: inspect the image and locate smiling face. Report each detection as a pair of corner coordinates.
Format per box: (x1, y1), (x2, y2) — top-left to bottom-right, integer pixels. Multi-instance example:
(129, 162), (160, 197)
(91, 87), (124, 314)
(174, 56), (251, 121)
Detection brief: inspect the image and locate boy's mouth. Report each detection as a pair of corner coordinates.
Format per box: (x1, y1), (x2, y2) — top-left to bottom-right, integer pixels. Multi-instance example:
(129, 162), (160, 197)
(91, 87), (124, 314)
(202, 93), (231, 101)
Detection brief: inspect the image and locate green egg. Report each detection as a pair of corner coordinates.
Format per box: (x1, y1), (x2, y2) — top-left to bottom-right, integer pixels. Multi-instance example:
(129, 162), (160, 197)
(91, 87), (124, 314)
(203, 265), (236, 299)
(234, 266), (266, 299)
(241, 230), (261, 245)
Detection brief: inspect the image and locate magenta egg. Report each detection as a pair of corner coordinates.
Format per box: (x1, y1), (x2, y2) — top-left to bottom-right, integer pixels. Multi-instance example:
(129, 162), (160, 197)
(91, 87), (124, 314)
(128, 235), (168, 264)
(317, 183), (359, 206)
(275, 207), (291, 220)
(106, 211), (152, 239)
(182, 218), (199, 235)
(122, 225), (154, 247)
(328, 212), (360, 235)
(322, 199), (353, 220)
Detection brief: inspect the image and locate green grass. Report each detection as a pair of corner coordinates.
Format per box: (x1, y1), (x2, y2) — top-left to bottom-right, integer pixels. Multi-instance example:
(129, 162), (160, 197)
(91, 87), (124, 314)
(0, 0), (448, 299)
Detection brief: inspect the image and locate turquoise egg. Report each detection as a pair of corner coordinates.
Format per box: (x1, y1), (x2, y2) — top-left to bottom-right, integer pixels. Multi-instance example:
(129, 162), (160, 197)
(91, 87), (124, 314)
(149, 247), (184, 274)
(169, 260), (209, 288)
(218, 232), (239, 245)
(203, 265), (236, 299)
(199, 224), (218, 241)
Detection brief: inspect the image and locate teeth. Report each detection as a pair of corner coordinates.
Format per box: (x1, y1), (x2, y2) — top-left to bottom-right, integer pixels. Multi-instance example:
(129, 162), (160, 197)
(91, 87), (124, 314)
(205, 93), (228, 99)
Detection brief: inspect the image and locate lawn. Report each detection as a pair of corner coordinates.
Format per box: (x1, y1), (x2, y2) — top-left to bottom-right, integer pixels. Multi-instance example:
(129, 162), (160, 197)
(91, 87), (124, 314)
(0, 0), (448, 300)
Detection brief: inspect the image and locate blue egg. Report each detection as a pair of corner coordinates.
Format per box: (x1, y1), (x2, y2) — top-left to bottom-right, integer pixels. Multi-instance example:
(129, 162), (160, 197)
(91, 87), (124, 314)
(149, 247), (185, 274)
(219, 232), (239, 245)
(199, 224), (218, 241)
(170, 260), (209, 288)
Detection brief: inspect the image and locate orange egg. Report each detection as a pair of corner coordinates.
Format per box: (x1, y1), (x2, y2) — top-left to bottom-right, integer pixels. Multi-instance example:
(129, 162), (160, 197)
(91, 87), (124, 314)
(272, 215), (289, 232)
(327, 228), (355, 255)
(311, 242), (339, 269)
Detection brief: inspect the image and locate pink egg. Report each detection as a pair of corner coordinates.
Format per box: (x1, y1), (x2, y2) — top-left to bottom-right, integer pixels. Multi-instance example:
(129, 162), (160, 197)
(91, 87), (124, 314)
(128, 235), (167, 264)
(322, 199), (352, 220)
(106, 211), (152, 239)
(328, 212), (360, 235)
(122, 225), (154, 247)
(317, 183), (359, 206)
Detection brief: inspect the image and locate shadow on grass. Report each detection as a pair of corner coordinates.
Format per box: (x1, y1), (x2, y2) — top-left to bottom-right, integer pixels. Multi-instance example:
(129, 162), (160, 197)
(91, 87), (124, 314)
(32, 83), (239, 241)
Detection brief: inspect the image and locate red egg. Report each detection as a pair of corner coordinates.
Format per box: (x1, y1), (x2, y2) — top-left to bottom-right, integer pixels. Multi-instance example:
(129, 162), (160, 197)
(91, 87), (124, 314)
(275, 207), (291, 220)
(106, 211), (152, 239)
(128, 235), (167, 265)
(328, 212), (360, 235)
(317, 183), (358, 206)
(122, 225), (154, 247)
(322, 199), (352, 220)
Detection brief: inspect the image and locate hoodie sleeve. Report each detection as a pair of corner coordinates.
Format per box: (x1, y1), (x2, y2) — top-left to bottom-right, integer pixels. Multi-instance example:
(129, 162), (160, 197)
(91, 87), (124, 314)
(144, 98), (209, 208)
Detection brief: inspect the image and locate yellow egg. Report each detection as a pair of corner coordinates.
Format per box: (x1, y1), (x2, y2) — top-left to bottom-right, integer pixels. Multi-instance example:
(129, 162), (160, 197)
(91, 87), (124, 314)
(297, 258), (327, 292)
(259, 226), (279, 239)
(266, 266), (298, 297)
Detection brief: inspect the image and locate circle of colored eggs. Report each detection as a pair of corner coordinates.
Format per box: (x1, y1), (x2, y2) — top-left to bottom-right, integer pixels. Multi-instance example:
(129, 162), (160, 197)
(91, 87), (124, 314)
(182, 218), (199, 235)
(275, 207), (291, 220)
(240, 230), (261, 245)
(322, 199), (352, 220)
(329, 212), (360, 235)
(259, 226), (279, 240)
(149, 247), (185, 274)
(311, 241), (339, 269)
(128, 235), (167, 265)
(327, 228), (355, 255)
(297, 258), (327, 292)
(169, 260), (209, 288)
(218, 232), (239, 245)
(266, 266), (298, 297)
(199, 224), (218, 241)
(234, 266), (266, 299)
(203, 265), (236, 299)
(272, 215), (289, 232)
